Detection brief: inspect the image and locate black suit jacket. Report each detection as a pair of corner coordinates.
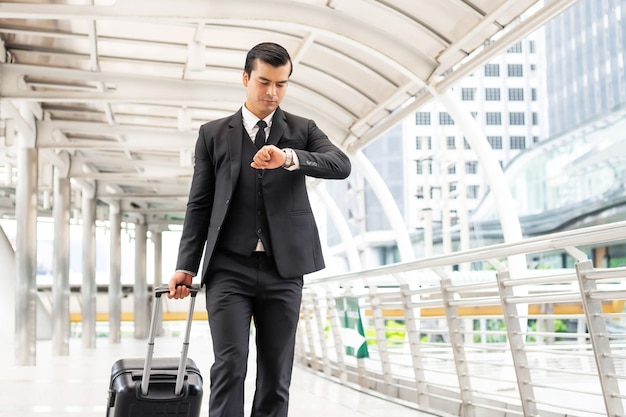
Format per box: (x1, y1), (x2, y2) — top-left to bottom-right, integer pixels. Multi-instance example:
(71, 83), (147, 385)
(176, 107), (351, 283)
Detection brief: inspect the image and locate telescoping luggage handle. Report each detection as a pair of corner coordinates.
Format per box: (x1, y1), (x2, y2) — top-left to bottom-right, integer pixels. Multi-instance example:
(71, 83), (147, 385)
(141, 284), (199, 397)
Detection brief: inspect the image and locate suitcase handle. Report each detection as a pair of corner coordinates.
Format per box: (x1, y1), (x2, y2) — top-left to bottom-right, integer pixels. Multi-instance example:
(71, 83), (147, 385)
(141, 284), (200, 397)
(153, 284), (199, 298)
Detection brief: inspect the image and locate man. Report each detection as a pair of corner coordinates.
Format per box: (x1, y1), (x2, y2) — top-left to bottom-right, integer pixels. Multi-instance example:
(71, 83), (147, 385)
(168, 42), (351, 417)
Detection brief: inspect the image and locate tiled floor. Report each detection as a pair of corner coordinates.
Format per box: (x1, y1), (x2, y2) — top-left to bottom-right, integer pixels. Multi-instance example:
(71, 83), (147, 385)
(0, 331), (433, 417)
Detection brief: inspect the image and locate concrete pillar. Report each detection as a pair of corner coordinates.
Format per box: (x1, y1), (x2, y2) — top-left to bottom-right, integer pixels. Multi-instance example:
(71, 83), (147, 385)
(81, 190), (97, 349)
(15, 145), (38, 366)
(152, 230), (162, 288)
(0, 225), (16, 361)
(134, 221), (149, 339)
(108, 202), (122, 343)
(52, 172), (71, 356)
(152, 230), (164, 335)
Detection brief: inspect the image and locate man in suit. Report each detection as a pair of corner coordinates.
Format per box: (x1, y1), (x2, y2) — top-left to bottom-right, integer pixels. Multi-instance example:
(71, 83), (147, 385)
(168, 42), (351, 417)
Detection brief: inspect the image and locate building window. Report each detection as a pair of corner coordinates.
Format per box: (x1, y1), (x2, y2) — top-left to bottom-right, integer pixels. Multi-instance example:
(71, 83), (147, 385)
(461, 88), (475, 101)
(416, 160), (433, 174)
(532, 112), (539, 125)
(531, 88), (537, 101)
(467, 185), (479, 199)
(508, 88), (524, 101)
(507, 64), (524, 77)
(463, 138), (470, 149)
(529, 40), (536, 53)
(470, 111), (478, 119)
(416, 136), (431, 150)
(465, 161), (478, 174)
(449, 184), (457, 193)
(439, 112), (455, 125)
(532, 136), (540, 144)
(448, 164), (456, 174)
(416, 186), (424, 199)
(510, 136), (526, 149)
(446, 136), (456, 149)
(486, 112), (502, 125)
(485, 64), (500, 77)
(509, 112), (525, 125)
(485, 88), (501, 101)
(487, 136), (503, 149)
(415, 112), (431, 125)
(507, 42), (522, 53)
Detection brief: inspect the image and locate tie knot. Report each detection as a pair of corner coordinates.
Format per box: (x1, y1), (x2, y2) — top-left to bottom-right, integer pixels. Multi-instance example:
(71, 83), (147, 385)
(257, 120), (267, 129)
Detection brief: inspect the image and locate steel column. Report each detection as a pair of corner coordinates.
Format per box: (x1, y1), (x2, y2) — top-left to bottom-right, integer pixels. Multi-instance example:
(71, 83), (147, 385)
(52, 173), (71, 355)
(133, 221), (149, 339)
(15, 145), (38, 366)
(151, 230), (164, 336)
(108, 202), (122, 343)
(0, 220), (17, 362)
(81, 190), (97, 349)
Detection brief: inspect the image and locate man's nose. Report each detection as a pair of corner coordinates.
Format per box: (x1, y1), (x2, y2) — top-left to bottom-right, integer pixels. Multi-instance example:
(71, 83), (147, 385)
(266, 84), (277, 95)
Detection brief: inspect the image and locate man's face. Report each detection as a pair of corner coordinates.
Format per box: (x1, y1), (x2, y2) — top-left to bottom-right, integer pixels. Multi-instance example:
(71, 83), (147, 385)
(243, 59), (290, 119)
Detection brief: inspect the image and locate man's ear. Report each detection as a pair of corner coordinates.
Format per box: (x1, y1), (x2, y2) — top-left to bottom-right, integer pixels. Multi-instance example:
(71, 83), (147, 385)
(242, 71), (248, 87)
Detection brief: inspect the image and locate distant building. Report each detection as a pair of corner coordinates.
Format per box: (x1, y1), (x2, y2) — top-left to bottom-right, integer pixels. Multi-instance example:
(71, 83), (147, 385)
(544, 0), (626, 138)
(402, 31), (548, 233)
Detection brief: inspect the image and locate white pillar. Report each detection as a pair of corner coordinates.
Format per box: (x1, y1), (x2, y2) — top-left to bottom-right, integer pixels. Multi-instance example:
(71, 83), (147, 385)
(436, 89), (526, 275)
(108, 202), (122, 343)
(52, 172), (71, 356)
(15, 142), (38, 366)
(81, 189), (97, 349)
(134, 221), (149, 339)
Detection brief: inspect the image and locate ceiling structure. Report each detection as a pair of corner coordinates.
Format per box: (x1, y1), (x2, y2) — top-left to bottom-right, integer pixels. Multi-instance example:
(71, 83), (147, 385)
(0, 0), (580, 227)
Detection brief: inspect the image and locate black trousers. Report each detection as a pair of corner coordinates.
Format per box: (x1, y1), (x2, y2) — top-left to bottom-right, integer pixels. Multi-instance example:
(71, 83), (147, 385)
(205, 249), (303, 417)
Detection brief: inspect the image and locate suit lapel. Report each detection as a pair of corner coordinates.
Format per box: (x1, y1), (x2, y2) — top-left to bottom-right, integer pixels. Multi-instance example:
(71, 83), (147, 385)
(228, 110), (244, 194)
(267, 107), (286, 147)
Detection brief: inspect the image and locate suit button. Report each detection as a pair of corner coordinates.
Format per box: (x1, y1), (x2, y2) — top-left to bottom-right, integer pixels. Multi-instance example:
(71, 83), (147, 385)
(225, 199), (230, 204)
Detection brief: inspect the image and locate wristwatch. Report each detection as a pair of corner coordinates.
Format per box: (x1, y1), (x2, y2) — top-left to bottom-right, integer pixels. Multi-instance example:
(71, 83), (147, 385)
(283, 148), (293, 168)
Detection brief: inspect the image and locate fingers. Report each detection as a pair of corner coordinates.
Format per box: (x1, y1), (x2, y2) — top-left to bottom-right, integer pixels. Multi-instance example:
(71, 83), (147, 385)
(251, 146), (280, 169)
(167, 272), (192, 299)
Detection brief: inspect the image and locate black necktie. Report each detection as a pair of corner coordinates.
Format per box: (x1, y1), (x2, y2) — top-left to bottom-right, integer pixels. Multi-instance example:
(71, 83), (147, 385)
(255, 120), (267, 149)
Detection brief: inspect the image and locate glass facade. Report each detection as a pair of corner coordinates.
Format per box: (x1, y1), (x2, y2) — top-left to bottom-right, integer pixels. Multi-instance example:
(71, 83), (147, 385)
(473, 105), (626, 227)
(545, 0), (626, 137)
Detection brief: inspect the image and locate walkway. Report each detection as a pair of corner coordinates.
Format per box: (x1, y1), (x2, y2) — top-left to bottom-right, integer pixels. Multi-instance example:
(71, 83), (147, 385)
(0, 329), (434, 417)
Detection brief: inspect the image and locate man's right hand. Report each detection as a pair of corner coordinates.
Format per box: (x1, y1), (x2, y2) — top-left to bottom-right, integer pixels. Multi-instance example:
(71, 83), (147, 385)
(168, 271), (194, 299)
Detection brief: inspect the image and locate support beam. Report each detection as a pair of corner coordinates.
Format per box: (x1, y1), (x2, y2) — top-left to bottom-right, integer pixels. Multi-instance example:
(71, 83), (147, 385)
(14, 120), (38, 366)
(52, 171), (71, 356)
(353, 151), (414, 262)
(436, 89), (526, 276)
(81, 189), (97, 349)
(108, 201), (122, 344)
(134, 221), (149, 339)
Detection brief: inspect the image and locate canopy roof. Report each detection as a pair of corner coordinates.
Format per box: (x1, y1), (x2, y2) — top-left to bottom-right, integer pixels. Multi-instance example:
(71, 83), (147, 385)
(0, 0), (578, 225)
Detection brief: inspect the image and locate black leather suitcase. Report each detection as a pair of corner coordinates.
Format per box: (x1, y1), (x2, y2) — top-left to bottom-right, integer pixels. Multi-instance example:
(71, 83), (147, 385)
(107, 285), (203, 417)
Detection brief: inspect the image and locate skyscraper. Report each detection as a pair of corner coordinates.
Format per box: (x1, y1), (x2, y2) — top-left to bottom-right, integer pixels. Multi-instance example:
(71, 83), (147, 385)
(545, 0), (626, 137)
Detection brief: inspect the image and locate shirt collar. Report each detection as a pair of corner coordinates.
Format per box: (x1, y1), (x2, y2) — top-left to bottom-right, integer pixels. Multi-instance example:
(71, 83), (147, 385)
(242, 104), (275, 130)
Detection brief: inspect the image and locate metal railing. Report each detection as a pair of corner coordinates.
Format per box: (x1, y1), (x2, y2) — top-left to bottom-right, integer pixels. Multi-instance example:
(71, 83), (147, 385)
(296, 221), (626, 417)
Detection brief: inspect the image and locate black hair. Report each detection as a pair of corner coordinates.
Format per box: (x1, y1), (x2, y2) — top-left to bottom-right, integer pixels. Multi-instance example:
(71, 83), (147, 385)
(244, 42), (293, 77)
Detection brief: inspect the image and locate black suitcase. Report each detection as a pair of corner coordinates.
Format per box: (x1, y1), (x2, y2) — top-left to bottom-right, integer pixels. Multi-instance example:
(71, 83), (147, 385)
(107, 285), (203, 417)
